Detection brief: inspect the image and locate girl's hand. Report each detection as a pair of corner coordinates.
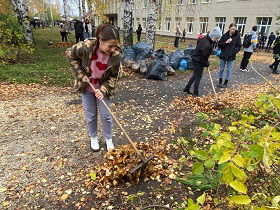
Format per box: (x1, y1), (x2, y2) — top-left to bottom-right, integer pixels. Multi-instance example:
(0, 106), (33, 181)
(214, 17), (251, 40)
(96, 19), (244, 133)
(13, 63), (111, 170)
(82, 75), (90, 83)
(95, 89), (104, 100)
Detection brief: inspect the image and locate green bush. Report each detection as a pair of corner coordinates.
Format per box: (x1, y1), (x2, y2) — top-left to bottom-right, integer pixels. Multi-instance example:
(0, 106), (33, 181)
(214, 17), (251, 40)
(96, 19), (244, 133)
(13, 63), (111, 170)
(0, 14), (34, 64)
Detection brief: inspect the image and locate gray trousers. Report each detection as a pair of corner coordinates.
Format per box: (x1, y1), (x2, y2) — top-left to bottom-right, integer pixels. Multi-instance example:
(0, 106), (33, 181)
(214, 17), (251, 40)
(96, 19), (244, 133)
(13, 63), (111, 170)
(82, 90), (112, 139)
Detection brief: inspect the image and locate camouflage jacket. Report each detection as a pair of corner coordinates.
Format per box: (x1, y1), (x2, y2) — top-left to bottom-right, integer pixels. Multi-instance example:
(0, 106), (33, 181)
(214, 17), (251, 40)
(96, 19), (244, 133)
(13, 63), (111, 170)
(66, 38), (122, 99)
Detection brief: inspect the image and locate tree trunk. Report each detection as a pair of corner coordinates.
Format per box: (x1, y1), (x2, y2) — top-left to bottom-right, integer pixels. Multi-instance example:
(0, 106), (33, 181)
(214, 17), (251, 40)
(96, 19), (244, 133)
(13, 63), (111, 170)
(146, 0), (159, 50)
(63, 0), (68, 20)
(78, 0), (81, 17)
(123, 0), (134, 48)
(49, 0), (54, 29)
(88, 1), (95, 37)
(82, 0), (85, 20)
(11, 0), (34, 44)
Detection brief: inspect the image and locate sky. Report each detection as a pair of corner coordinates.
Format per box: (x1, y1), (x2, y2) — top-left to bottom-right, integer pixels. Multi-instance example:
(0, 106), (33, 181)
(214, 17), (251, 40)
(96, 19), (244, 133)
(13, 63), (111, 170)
(58, 0), (88, 17)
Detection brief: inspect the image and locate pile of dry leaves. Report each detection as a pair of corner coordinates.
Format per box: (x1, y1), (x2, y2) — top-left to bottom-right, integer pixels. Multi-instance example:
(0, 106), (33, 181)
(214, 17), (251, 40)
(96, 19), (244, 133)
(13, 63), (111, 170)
(87, 140), (177, 198)
(172, 83), (274, 114)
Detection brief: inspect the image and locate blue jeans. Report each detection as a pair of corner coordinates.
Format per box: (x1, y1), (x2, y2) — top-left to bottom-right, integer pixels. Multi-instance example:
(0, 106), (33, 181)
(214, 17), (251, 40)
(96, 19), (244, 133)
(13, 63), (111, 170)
(82, 91), (112, 139)
(83, 32), (91, 39)
(219, 59), (234, 80)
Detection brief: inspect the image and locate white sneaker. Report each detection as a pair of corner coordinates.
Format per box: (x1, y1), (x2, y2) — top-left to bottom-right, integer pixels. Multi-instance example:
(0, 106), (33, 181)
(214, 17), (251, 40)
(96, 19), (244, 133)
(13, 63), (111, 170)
(105, 138), (114, 151)
(91, 136), (100, 151)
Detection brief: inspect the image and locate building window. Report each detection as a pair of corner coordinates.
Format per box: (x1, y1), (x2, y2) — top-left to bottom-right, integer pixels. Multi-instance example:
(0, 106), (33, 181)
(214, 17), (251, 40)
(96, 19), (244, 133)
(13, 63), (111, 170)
(201, 0), (211, 3)
(136, 18), (140, 27)
(186, 17), (194, 33)
(257, 17), (272, 35)
(200, 17), (209, 34)
(215, 17), (226, 34)
(142, 18), (146, 29)
(143, 0), (147, 8)
(189, 0), (196, 3)
(234, 17), (246, 37)
(175, 17), (182, 29)
(177, 0), (183, 5)
(165, 17), (171, 32)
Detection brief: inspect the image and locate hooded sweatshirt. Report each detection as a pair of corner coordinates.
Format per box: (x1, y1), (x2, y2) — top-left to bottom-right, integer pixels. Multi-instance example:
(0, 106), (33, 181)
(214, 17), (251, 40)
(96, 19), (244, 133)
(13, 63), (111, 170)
(244, 30), (257, 53)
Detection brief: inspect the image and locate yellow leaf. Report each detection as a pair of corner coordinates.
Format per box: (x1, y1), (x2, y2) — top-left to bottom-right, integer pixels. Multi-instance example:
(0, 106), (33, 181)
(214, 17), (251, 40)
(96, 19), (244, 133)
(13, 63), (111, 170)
(230, 180), (247, 194)
(61, 194), (68, 201)
(65, 189), (72, 195)
(2, 201), (9, 206)
(0, 188), (7, 193)
(232, 154), (246, 168)
(218, 152), (231, 164)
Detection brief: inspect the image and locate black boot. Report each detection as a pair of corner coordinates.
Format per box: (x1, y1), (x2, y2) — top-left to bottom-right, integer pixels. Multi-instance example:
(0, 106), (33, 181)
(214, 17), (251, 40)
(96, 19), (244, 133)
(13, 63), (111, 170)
(223, 79), (228, 88)
(183, 86), (192, 94)
(218, 78), (223, 88)
(272, 71), (279, 74)
(192, 92), (199, 97)
(269, 65), (274, 70)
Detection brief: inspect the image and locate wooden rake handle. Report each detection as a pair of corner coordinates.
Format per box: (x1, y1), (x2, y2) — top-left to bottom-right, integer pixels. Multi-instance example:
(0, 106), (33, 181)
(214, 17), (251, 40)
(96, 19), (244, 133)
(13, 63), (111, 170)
(87, 81), (145, 162)
(207, 67), (219, 104)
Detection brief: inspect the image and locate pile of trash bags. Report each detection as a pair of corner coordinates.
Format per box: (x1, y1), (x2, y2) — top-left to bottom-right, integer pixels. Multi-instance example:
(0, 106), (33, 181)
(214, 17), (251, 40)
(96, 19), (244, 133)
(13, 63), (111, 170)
(122, 42), (195, 81)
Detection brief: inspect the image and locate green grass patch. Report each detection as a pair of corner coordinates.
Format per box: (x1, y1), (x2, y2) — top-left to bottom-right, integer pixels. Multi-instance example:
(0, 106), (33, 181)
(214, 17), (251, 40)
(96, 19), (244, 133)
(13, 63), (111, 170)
(0, 28), (75, 85)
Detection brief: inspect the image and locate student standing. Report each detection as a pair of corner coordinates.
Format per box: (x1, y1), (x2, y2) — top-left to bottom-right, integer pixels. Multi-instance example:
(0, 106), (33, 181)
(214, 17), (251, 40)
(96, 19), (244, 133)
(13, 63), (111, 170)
(239, 26), (258, 72)
(217, 23), (241, 88)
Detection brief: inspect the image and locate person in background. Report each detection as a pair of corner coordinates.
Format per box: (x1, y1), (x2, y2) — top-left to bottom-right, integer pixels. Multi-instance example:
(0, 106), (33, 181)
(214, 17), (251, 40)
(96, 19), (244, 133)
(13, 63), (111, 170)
(256, 32), (261, 50)
(181, 29), (186, 42)
(183, 27), (222, 97)
(198, 32), (204, 40)
(74, 19), (84, 43)
(136, 24), (142, 42)
(217, 23), (241, 88)
(66, 24), (122, 152)
(269, 32), (280, 74)
(266, 32), (276, 52)
(83, 19), (92, 39)
(259, 33), (267, 50)
(239, 26), (258, 72)
(59, 21), (68, 42)
(174, 25), (182, 48)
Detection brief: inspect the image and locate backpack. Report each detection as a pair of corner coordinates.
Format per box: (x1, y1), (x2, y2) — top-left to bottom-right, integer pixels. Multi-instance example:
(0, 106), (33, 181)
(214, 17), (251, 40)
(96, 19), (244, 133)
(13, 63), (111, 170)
(243, 34), (252, 48)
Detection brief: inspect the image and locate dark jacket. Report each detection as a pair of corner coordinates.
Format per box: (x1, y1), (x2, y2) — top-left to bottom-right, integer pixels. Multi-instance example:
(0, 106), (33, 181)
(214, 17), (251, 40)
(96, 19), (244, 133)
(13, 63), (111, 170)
(260, 35), (267, 43)
(192, 35), (214, 67)
(136, 26), (142, 35)
(268, 34), (276, 43)
(273, 37), (280, 55)
(74, 20), (84, 35)
(218, 30), (241, 61)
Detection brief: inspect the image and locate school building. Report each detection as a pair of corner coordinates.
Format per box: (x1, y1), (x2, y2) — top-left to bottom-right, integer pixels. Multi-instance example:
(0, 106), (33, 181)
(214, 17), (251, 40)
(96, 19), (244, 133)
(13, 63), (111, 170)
(95, 0), (279, 38)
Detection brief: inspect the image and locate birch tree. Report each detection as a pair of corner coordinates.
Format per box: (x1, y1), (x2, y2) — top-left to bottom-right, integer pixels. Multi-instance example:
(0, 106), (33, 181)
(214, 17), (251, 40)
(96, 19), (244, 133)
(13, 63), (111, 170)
(123, 0), (134, 48)
(63, 0), (68, 20)
(49, 0), (54, 28)
(11, 0), (34, 44)
(146, 0), (160, 49)
(82, 0), (86, 19)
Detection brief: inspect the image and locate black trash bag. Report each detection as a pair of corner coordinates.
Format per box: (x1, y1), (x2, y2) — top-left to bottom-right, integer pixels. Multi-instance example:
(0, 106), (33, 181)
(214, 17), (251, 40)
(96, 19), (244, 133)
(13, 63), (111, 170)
(132, 42), (153, 62)
(169, 49), (184, 69)
(122, 47), (136, 64)
(152, 49), (169, 65)
(184, 45), (195, 56)
(146, 58), (167, 80)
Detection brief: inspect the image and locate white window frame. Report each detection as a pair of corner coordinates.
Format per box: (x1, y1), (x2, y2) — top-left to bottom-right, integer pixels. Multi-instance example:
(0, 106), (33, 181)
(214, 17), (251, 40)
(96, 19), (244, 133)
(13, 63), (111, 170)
(142, 18), (147, 29)
(235, 17), (247, 37)
(165, 17), (171, 32)
(215, 17), (226, 34)
(175, 17), (182, 31)
(136, 18), (140, 27)
(143, 0), (147, 8)
(177, 0), (183, 5)
(256, 17), (272, 35)
(186, 17), (194, 33)
(189, 0), (196, 4)
(199, 17), (209, 34)
(201, 0), (211, 3)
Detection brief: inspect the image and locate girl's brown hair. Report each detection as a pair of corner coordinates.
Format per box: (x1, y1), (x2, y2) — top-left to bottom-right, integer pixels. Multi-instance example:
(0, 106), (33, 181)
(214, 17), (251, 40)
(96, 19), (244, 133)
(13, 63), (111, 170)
(229, 23), (237, 29)
(95, 23), (120, 48)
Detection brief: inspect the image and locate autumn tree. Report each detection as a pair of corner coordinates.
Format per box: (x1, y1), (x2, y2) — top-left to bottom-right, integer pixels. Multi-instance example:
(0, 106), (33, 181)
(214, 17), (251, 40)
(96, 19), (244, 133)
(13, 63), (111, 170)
(11, 0), (34, 44)
(123, 0), (134, 47)
(146, 0), (160, 49)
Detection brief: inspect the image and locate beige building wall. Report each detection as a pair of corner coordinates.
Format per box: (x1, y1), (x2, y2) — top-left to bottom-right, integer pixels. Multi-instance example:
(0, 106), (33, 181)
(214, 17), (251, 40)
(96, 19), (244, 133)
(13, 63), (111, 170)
(104, 0), (279, 39)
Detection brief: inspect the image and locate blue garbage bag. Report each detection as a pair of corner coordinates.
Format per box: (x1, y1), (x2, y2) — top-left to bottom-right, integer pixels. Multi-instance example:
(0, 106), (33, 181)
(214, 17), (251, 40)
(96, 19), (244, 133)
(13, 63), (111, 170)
(132, 42), (153, 62)
(169, 49), (184, 69)
(184, 45), (195, 57)
(146, 58), (167, 80)
(122, 47), (136, 64)
(178, 59), (187, 70)
(216, 50), (221, 57)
